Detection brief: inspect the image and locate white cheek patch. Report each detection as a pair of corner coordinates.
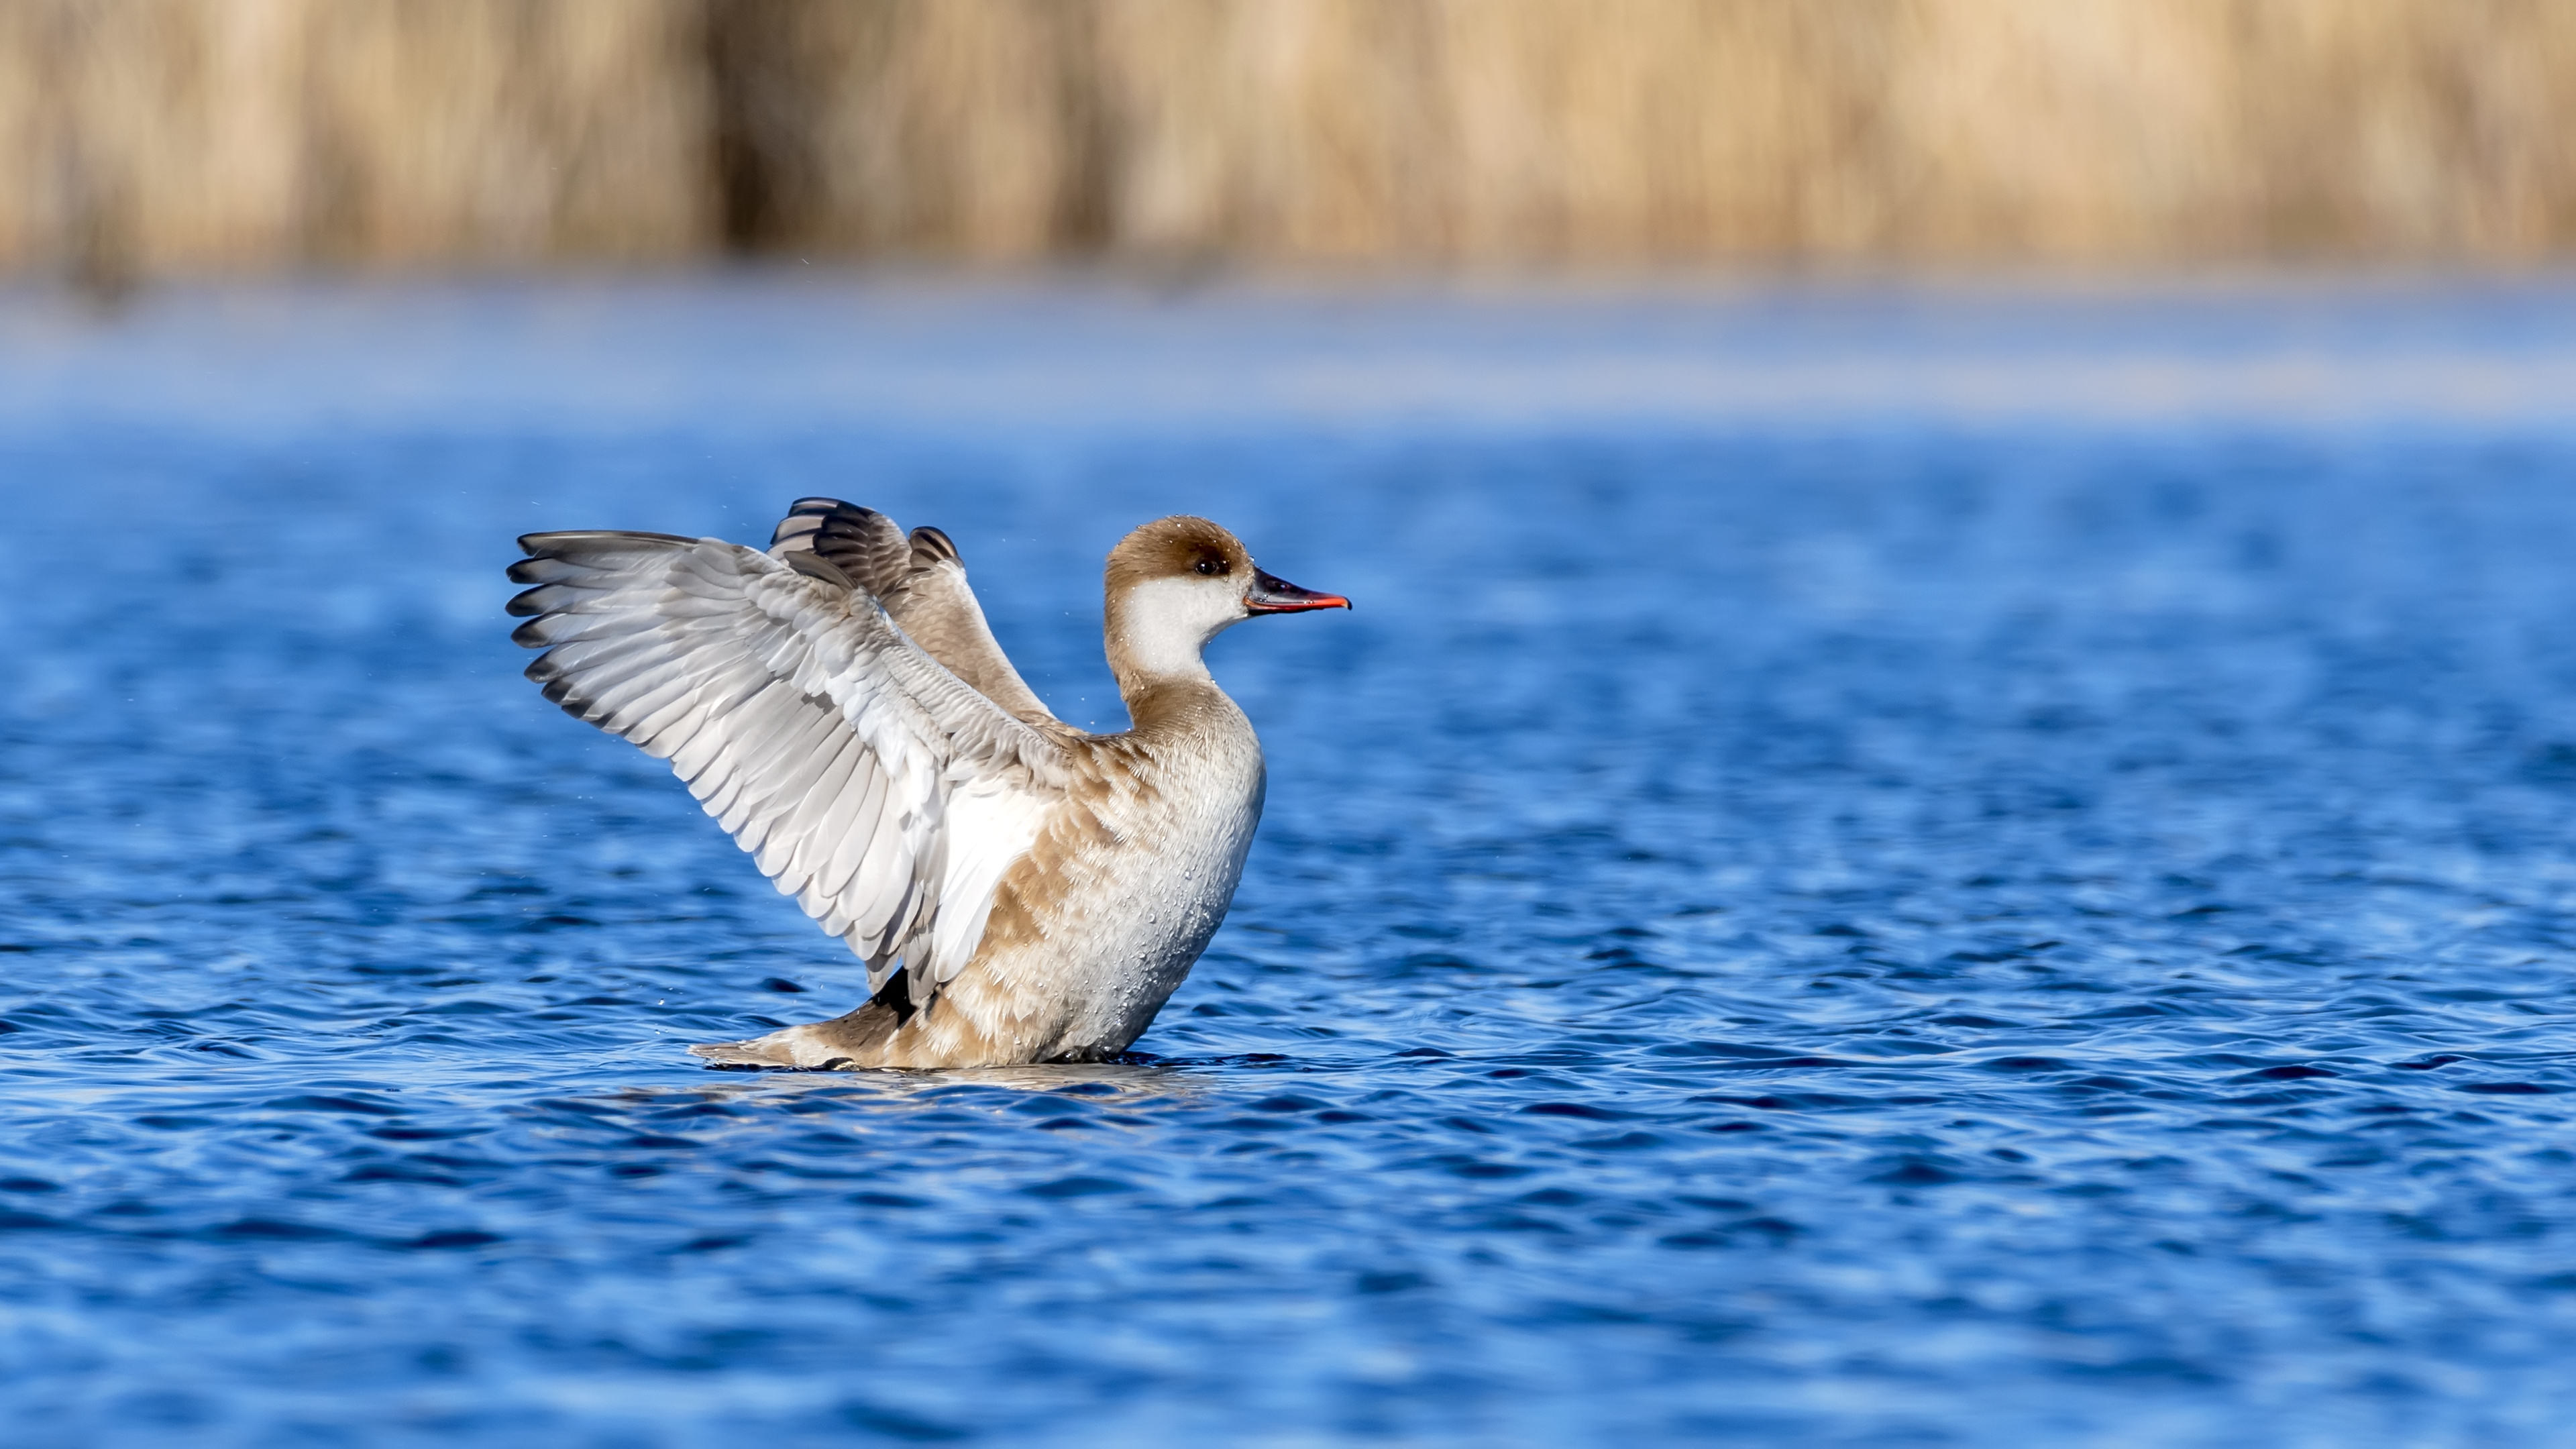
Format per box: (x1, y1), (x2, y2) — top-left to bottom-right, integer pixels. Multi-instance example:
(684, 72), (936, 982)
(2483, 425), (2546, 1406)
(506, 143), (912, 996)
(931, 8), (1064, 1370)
(1119, 576), (1246, 678)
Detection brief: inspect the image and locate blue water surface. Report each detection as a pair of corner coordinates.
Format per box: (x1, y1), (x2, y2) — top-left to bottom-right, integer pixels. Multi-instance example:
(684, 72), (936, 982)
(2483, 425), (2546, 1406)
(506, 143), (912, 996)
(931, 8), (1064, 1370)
(5, 280), (2576, 1446)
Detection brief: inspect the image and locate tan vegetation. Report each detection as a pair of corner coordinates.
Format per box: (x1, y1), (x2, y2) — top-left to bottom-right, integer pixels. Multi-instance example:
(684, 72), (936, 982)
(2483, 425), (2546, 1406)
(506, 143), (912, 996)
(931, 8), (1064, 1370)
(3, 0), (2572, 278)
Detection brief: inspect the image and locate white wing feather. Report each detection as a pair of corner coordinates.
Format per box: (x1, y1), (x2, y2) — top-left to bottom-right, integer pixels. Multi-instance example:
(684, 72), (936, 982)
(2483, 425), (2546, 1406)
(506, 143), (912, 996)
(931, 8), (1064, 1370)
(508, 532), (1067, 1001)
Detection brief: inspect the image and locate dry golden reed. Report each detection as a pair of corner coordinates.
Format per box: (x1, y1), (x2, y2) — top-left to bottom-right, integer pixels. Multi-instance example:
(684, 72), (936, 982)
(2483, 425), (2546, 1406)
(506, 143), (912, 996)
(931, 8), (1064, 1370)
(0, 0), (714, 284)
(3, 0), (2572, 278)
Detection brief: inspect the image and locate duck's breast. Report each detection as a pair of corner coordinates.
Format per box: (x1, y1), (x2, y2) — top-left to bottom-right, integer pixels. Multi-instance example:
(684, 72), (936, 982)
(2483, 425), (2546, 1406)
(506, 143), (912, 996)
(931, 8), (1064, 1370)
(976, 716), (1267, 1058)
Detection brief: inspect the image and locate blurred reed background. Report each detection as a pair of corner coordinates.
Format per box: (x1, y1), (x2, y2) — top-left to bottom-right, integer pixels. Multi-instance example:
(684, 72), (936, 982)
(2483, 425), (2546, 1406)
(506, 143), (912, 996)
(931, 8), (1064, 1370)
(3, 0), (2573, 286)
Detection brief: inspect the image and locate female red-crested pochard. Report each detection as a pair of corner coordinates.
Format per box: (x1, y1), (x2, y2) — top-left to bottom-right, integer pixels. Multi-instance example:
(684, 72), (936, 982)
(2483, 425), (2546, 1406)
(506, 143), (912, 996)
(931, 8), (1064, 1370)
(506, 499), (1349, 1069)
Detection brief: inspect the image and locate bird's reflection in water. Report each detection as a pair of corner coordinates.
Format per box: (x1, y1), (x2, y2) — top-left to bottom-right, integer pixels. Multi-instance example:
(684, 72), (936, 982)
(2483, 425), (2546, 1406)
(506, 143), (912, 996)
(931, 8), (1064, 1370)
(581, 1057), (1218, 1128)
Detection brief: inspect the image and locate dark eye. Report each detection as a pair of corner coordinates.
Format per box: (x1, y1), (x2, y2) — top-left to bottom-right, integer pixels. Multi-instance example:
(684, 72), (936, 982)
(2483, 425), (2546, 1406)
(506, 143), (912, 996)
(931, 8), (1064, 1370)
(1195, 557), (1224, 576)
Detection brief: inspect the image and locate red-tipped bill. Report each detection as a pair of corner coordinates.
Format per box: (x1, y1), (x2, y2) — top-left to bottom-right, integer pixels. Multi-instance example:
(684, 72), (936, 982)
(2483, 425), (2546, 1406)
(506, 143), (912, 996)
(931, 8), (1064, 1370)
(1245, 568), (1352, 613)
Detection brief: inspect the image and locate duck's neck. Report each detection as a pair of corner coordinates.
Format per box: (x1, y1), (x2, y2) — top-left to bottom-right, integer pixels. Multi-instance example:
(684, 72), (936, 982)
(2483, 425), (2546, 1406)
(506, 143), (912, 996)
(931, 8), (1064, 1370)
(1109, 646), (1243, 742)
(1103, 572), (1271, 741)
(1117, 674), (1247, 741)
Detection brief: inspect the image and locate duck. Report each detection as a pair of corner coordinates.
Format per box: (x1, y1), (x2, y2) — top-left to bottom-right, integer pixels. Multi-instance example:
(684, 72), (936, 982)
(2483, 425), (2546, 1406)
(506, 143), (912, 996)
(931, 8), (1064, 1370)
(506, 498), (1350, 1069)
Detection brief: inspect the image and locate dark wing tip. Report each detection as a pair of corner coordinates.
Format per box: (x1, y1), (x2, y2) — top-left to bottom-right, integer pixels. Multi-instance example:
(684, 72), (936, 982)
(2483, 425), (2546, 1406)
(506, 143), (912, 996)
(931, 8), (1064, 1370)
(517, 529), (695, 556)
(770, 498), (871, 551)
(908, 526), (961, 568)
(771, 498), (908, 596)
(525, 651), (606, 721)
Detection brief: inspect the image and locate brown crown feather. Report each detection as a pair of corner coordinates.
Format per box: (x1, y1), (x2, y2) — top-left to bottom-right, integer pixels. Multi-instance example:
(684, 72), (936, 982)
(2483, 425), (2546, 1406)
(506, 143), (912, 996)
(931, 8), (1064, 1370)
(1103, 516), (1251, 596)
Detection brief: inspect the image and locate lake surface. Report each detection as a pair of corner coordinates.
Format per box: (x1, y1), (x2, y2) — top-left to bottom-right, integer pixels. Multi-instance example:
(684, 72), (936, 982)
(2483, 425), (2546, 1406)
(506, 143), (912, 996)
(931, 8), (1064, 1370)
(4, 277), (2576, 1445)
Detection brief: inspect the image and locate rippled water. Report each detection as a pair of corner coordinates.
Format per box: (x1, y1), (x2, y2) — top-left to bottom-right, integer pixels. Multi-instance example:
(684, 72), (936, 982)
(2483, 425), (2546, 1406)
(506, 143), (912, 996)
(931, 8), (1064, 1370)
(6, 282), (2576, 1446)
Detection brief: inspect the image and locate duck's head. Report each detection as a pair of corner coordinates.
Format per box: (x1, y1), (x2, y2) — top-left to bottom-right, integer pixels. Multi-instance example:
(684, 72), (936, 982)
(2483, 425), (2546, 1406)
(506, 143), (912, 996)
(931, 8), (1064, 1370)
(1104, 516), (1349, 683)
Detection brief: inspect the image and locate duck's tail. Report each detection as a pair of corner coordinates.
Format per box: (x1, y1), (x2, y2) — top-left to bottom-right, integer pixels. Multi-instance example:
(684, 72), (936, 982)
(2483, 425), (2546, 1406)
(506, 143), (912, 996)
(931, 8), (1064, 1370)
(688, 1002), (906, 1070)
(688, 1033), (804, 1069)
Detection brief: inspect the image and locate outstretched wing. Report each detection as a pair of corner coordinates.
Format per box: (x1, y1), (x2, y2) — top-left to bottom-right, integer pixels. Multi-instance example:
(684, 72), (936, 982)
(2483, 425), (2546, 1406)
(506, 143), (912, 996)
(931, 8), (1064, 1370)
(767, 498), (1057, 727)
(507, 530), (1069, 1005)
